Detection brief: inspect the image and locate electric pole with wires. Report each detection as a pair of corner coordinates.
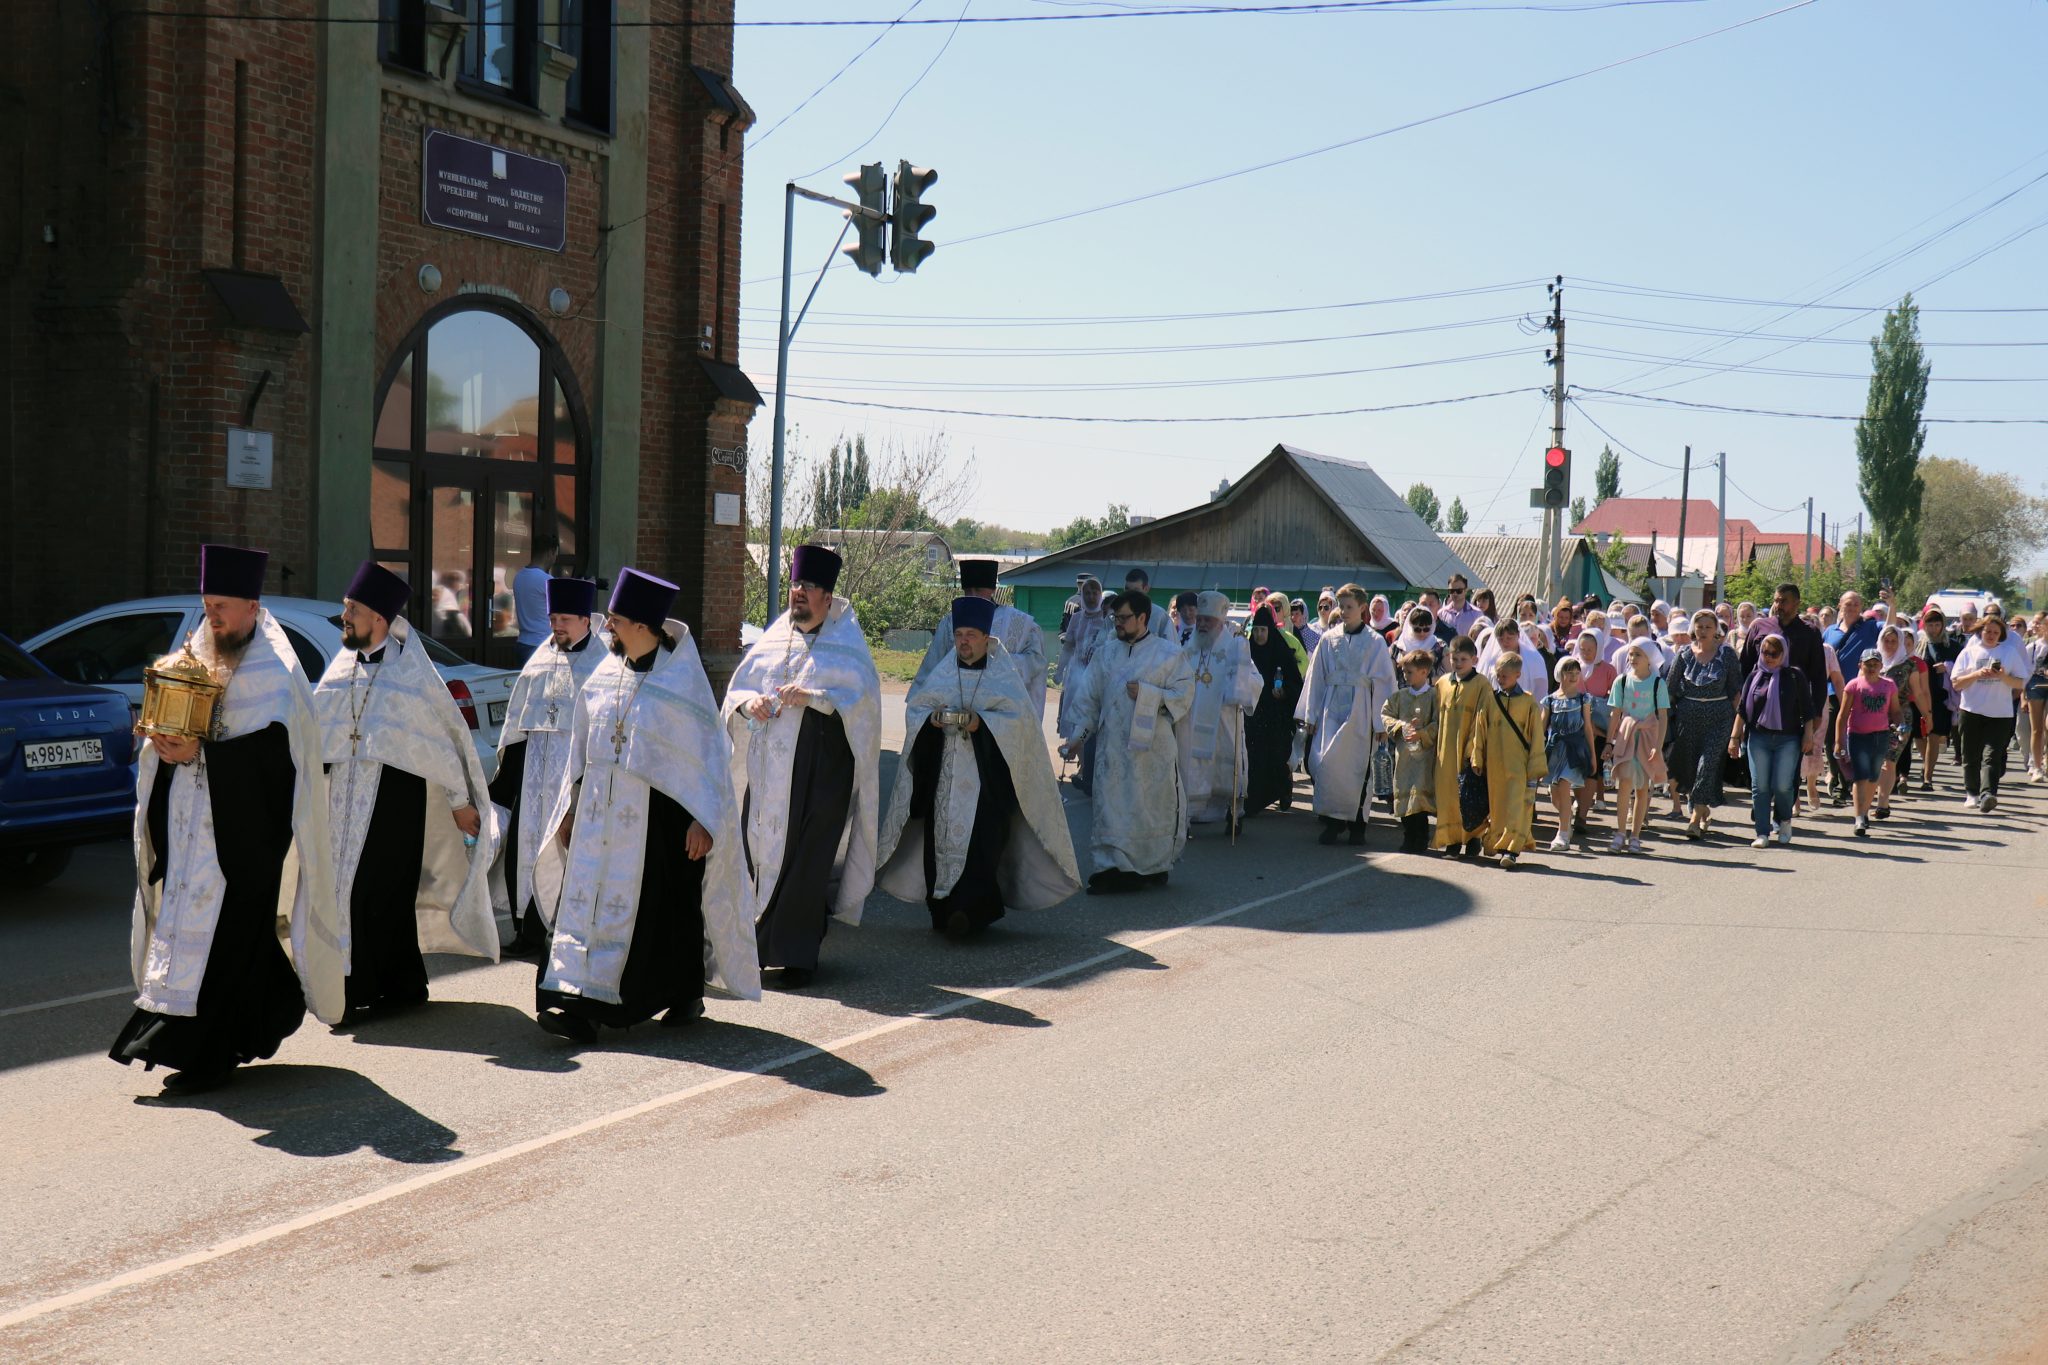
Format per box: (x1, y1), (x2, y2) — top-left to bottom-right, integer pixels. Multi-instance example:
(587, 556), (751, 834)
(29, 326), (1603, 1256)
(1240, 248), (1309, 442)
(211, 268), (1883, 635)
(1543, 277), (1567, 601)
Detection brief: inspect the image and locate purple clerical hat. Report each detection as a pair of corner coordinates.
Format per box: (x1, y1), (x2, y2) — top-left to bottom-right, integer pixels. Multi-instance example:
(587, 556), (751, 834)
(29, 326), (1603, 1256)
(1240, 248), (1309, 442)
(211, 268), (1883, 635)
(951, 596), (996, 635)
(546, 576), (597, 617)
(608, 568), (678, 627)
(344, 560), (410, 624)
(958, 559), (999, 592)
(199, 543), (268, 599)
(790, 544), (843, 593)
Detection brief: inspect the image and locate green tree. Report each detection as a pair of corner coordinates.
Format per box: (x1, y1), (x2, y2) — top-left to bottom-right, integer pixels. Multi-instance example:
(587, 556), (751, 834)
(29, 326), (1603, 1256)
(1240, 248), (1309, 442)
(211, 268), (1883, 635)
(1594, 445), (1622, 504)
(1599, 534), (1645, 594)
(1570, 495), (1587, 528)
(1856, 295), (1931, 582)
(1902, 456), (2048, 603)
(1445, 496), (1468, 533)
(1404, 482), (1442, 531)
(1044, 503), (1131, 553)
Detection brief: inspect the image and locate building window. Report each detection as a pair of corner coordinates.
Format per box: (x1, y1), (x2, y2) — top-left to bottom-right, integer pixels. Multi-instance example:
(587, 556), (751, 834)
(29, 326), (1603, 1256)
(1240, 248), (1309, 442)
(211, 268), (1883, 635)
(464, 0), (538, 103)
(379, 0), (428, 71)
(560, 0), (614, 133)
(372, 300), (592, 667)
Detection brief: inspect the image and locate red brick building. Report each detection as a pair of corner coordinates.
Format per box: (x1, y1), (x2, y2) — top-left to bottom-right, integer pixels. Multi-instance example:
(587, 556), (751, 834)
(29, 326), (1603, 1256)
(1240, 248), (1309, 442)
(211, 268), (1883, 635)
(1, 0), (758, 680)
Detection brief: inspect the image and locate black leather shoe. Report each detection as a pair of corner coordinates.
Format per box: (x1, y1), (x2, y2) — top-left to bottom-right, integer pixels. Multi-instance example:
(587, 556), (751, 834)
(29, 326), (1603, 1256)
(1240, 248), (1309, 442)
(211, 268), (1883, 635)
(1348, 823), (1367, 846)
(537, 1008), (598, 1044)
(1317, 823), (1341, 845)
(660, 1001), (705, 1028)
(772, 967), (815, 990)
(161, 1066), (236, 1095)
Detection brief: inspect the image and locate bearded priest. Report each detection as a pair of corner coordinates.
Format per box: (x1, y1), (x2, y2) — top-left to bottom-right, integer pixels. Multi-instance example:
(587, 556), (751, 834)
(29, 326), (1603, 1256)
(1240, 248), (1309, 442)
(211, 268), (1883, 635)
(1179, 590), (1262, 829)
(1299, 582), (1398, 846)
(1056, 589), (1196, 894)
(313, 562), (500, 1019)
(878, 597), (1080, 936)
(527, 570), (759, 1042)
(110, 545), (344, 1093)
(912, 559), (1048, 720)
(723, 545), (882, 989)
(489, 576), (604, 960)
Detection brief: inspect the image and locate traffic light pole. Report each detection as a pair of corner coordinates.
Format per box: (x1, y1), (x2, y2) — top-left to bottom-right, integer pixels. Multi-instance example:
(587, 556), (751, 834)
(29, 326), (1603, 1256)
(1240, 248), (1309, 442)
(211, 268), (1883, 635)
(766, 182), (889, 615)
(1546, 278), (1566, 601)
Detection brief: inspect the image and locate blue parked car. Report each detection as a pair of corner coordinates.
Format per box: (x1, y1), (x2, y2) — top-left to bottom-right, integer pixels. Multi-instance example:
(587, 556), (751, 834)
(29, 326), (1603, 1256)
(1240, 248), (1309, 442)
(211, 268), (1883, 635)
(0, 632), (137, 887)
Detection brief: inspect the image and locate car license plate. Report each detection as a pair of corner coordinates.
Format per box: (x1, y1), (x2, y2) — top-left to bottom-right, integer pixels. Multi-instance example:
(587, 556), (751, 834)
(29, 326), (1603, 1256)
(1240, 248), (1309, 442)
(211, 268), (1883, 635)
(488, 701), (507, 727)
(25, 738), (103, 771)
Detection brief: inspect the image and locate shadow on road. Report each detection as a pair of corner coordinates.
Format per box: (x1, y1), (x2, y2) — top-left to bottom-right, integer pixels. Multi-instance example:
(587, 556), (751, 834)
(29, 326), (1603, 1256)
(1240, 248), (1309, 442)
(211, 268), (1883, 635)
(136, 1062), (464, 1164)
(339, 999), (885, 1099)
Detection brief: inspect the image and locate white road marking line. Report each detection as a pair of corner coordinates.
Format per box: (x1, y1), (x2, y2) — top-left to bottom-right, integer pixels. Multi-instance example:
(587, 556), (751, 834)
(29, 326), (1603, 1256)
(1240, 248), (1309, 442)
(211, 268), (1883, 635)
(0, 861), (1369, 1331)
(0, 986), (133, 1019)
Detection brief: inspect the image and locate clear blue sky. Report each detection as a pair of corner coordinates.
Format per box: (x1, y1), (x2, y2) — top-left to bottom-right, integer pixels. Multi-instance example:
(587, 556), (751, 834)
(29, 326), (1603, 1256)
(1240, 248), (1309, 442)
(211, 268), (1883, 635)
(733, 0), (2048, 557)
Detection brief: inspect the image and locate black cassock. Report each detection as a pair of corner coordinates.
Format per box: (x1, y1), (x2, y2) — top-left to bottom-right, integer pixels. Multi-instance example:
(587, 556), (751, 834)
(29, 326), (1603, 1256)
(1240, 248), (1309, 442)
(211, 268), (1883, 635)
(109, 723), (306, 1074)
(343, 765), (429, 1011)
(906, 688), (1017, 932)
(535, 789), (706, 1028)
(749, 708), (855, 971)
(485, 742), (548, 958)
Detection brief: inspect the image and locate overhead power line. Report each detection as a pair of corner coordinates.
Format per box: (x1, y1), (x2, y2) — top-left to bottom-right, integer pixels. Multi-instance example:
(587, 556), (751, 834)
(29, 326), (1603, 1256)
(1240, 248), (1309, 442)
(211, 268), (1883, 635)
(784, 385), (1544, 422)
(1575, 279), (2048, 315)
(1574, 387), (2048, 424)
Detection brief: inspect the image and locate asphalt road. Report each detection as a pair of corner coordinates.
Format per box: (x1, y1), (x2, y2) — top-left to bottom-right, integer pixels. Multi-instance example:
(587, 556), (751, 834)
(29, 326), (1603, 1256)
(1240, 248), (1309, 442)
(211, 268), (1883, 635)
(4, 693), (2047, 1363)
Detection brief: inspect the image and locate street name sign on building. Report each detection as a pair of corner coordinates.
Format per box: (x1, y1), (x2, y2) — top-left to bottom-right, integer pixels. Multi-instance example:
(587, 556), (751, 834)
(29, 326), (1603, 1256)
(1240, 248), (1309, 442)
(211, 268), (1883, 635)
(421, 130), (567, 254)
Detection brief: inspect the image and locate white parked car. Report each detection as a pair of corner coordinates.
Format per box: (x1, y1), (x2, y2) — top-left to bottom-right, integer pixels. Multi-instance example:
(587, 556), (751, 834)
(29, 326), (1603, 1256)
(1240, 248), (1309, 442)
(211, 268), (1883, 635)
(22, 597), (519, 769)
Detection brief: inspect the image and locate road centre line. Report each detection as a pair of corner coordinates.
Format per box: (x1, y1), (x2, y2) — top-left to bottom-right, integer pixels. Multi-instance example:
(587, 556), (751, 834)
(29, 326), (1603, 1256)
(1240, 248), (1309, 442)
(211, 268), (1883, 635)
(0, 861), (1371, 1332)
(0, 986), (133, 1020)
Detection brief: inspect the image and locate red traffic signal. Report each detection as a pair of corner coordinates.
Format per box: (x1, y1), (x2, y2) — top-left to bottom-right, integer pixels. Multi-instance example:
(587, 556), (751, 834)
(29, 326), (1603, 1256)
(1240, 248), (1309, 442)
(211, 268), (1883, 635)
(1544, 446), (1568, 468)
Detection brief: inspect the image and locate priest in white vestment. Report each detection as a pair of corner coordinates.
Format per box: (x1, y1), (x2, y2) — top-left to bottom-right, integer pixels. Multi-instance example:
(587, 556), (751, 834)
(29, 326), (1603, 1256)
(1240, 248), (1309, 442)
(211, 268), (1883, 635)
(913, 558), (1047, 720)
(111, 545), (343, 1093)
(723, 545), (881, 989)
(1179, 591), (1262, 829)
(312, 561), (499, 1019)
(528, 570), (760, 1042)
(1299, 582), (1398, 846)
(1057, 589), (1196, 893)
(879, 598), (1080, 934)
(489, 576), (605, 959)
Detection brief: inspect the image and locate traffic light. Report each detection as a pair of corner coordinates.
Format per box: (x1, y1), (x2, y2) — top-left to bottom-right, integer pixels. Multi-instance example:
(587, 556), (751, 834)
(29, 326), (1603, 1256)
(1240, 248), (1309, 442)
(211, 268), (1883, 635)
(1542, 446), (1570, 509)
(891, 160), (937, 274)
(842, 163), (887, 277)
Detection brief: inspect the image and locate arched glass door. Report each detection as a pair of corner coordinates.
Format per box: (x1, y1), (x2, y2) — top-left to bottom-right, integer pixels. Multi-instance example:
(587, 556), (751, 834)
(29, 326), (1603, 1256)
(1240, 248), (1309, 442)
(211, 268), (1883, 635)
(371, 301), (591, 668)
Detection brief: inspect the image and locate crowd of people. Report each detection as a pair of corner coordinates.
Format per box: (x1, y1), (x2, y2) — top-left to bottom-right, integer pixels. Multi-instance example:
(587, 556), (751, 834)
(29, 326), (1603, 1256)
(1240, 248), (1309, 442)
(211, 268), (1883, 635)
(110, 541), (2035, 1096)
(1053, 568), (2041, 866)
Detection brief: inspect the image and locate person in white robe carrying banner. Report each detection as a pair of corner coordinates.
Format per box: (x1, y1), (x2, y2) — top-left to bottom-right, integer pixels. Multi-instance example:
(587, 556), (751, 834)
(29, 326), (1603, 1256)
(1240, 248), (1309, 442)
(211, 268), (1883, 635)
(913, 559), (1048, 721)
(723, 545), (881, 990)
(1299, 582), (1399, 846)
(1179, 591), (1262, 832)
(312, 562), (499, 1020)
(489, 576), (605, 960)
(879, 597), (1081, 936)
(1057, 589), (1196, 894)
(528, 570), (760, 1043)
(110, 545), (344, 1094)
(1056, 575), (1112, 793)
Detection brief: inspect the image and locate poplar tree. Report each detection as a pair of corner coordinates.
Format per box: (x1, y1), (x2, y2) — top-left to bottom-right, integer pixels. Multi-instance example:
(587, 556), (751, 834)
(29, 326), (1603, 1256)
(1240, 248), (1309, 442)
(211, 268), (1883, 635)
(1855, 295), (1930, 578)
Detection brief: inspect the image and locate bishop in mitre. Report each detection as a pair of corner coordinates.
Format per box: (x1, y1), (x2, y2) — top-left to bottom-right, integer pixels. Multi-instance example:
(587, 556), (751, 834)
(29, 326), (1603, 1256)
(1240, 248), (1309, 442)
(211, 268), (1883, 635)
(1178, 590), (1262, 829)
(110, 545), (344, 1093)
(912, 558), (1048, 720)
(312, 561), (499, 1018)
(528, 570), (760, 1042)
(723, 545), (881, 989)
(489, 576), (605, 959)
(1056, 589), (1196, 894)
(878, 596), (1080, 935)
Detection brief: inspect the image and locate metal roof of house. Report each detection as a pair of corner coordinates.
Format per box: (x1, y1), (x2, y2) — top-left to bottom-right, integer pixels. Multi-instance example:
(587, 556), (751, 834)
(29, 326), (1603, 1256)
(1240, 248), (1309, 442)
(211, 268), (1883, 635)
(1439, 533), (1606, 610)
(1000, 444), (1474, 592)
(1000, 560), (1406, 594)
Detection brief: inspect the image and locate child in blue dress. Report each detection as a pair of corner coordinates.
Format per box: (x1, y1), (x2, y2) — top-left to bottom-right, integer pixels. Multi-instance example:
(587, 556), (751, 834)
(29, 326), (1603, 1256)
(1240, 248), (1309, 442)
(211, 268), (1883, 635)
(1541, 657), (1597, 852)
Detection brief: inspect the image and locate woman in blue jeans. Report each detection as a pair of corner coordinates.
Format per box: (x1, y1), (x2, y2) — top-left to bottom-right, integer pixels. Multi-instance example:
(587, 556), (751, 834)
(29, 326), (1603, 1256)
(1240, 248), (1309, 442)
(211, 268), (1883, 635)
(1729, 633), (1818, 848)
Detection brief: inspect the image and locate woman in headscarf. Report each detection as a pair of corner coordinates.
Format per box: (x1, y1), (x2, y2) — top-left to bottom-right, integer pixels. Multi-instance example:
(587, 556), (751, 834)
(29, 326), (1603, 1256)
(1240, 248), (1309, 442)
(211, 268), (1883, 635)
(1390, 606), (1445, 680)
(1244, 606), (1304, 813)
(1565, 627), (1618, 810)
(1664, 609), (1741, 840)
(1874, 623), (1931, 819)
(1367, 595), (1395, 636)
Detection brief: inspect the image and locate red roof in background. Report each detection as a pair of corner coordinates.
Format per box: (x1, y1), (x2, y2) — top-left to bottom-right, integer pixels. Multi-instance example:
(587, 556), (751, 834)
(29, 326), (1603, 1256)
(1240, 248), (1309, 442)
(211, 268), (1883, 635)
(1575, 498), (1838, 570)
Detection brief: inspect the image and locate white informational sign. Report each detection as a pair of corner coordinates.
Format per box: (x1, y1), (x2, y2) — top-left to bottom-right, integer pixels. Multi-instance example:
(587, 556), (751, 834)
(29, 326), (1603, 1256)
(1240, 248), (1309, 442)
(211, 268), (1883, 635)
(713, 492), (742, 527)
(225, 428), (274, 490)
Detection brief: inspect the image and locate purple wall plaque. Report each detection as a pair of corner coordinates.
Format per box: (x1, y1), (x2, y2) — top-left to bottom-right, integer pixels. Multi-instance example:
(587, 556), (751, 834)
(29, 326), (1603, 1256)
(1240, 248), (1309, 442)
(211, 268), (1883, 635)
(421, 129), (567, 254)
